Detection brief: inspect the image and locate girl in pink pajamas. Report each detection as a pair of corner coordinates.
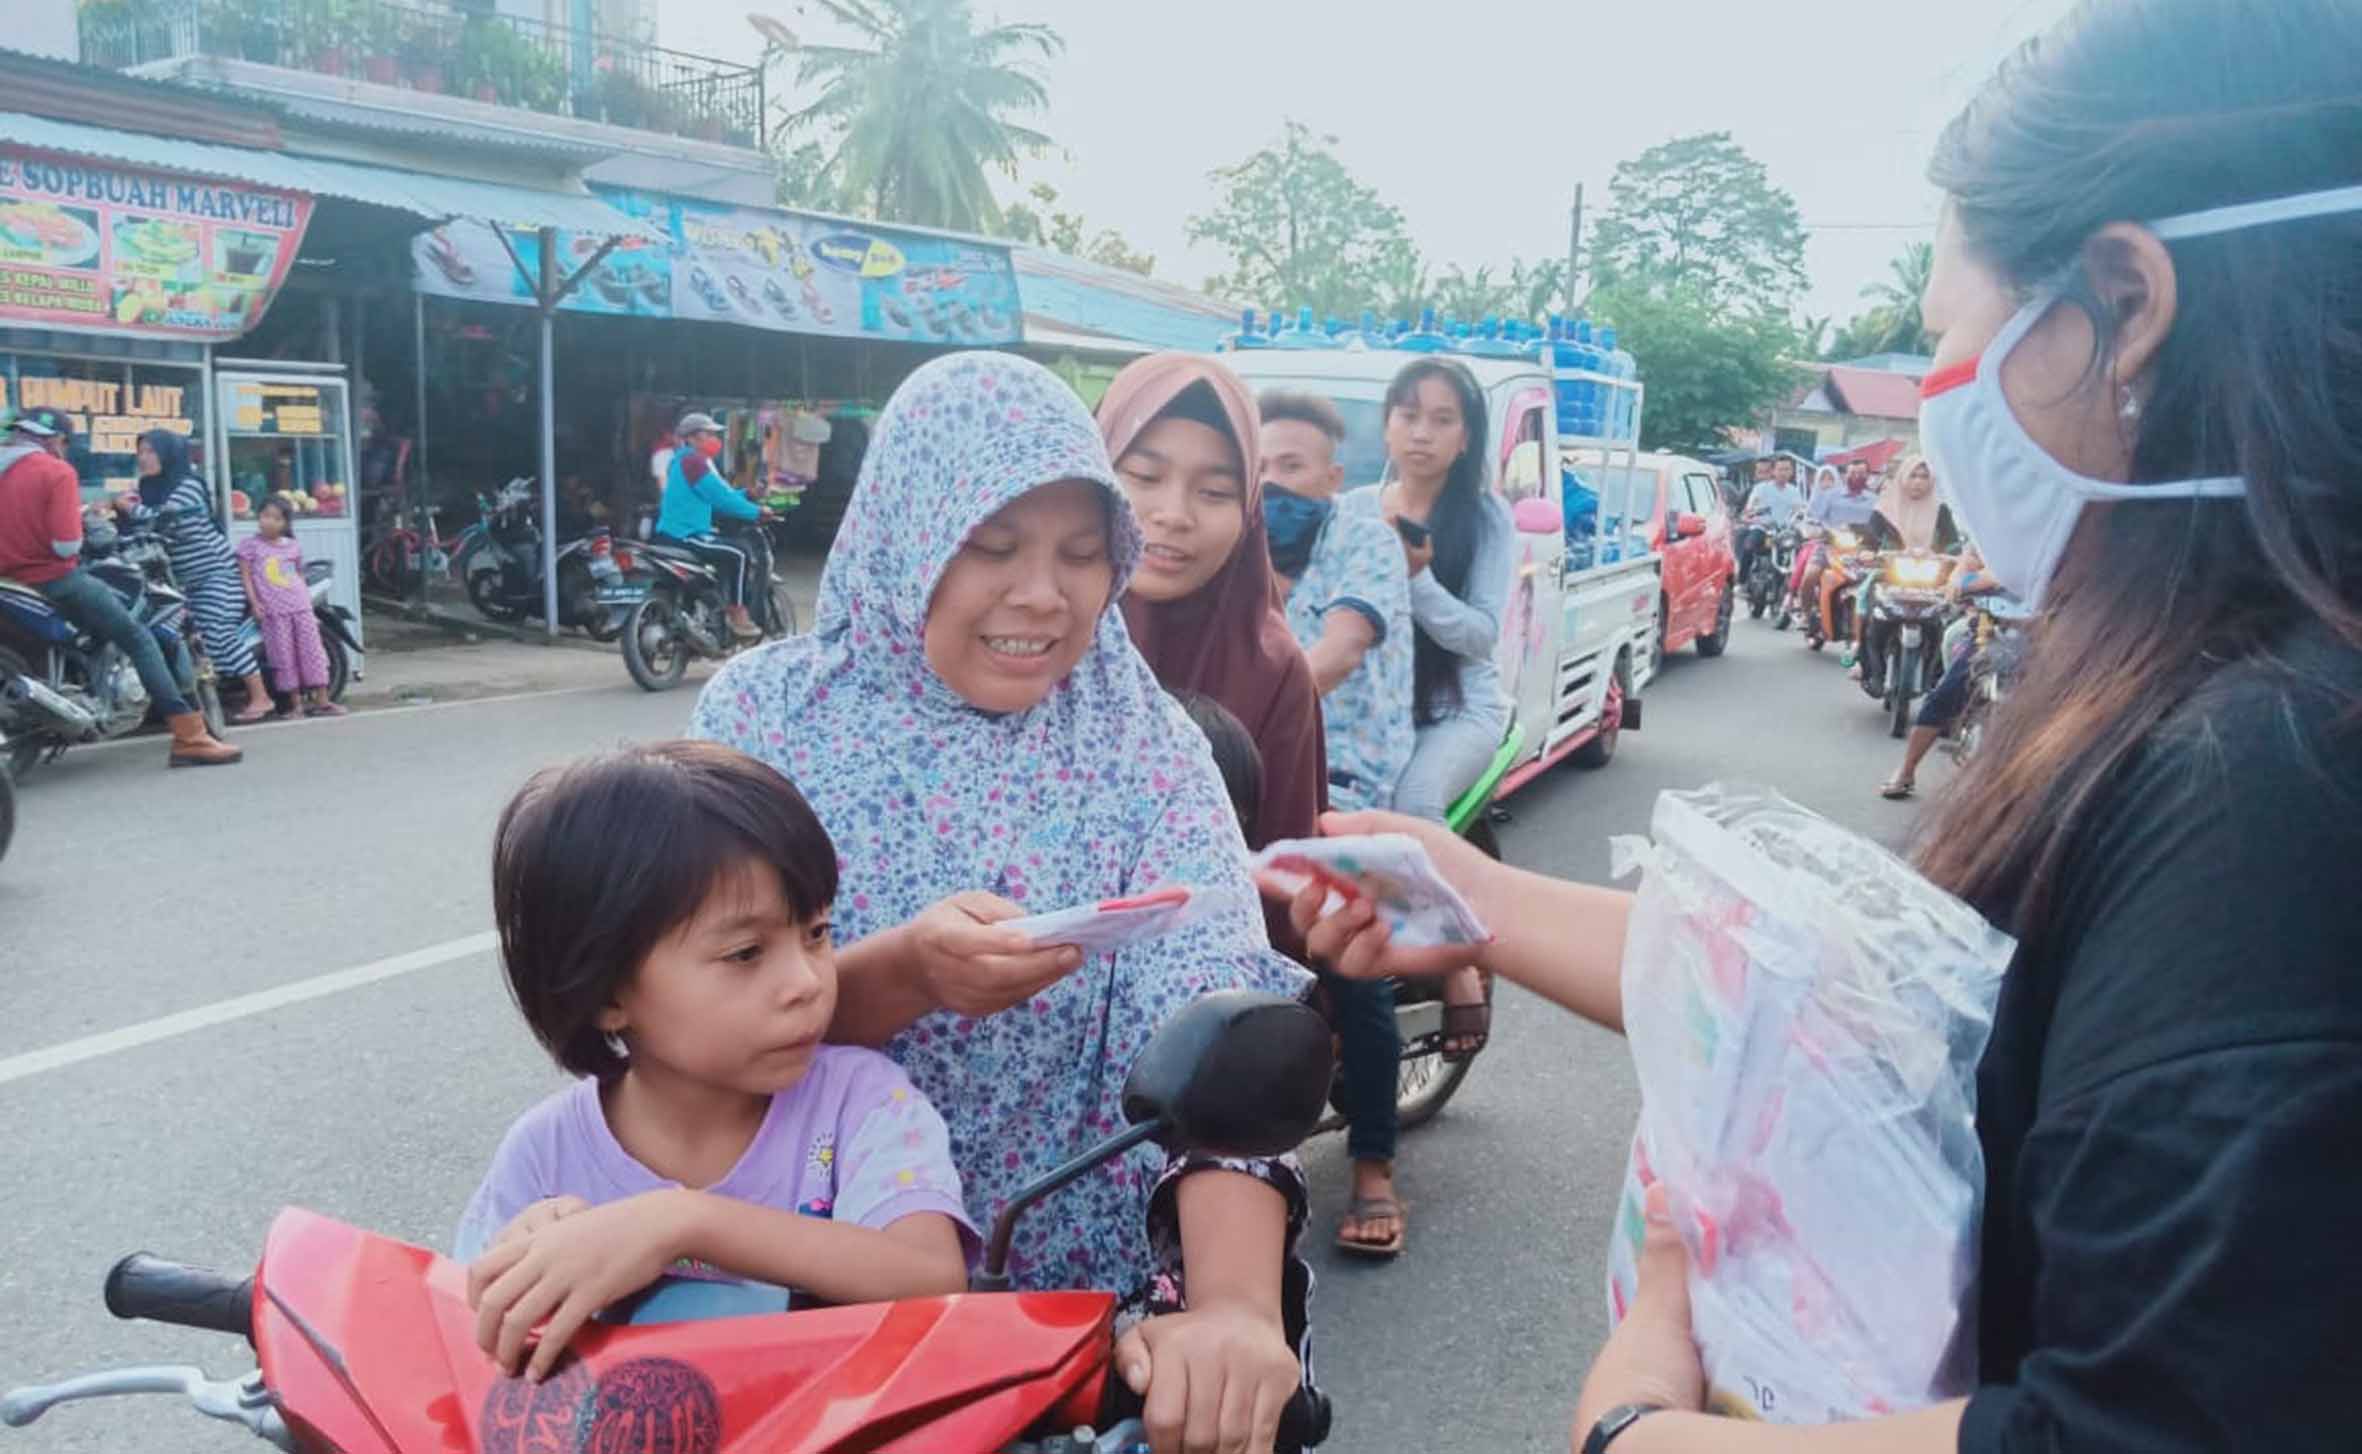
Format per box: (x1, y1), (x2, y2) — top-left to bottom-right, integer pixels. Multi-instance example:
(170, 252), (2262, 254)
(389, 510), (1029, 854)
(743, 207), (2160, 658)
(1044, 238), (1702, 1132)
(235, 495), (345, 718)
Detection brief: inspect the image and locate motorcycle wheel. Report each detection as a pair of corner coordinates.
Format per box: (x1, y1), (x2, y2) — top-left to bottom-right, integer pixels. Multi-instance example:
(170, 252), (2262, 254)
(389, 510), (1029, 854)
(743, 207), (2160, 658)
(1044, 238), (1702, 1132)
(0, 646), (50, 781)
(1887, 642), (1915, 739)
(0, 754), (14, 867)
(769, 582), (801, 638)
(197, 674), (228, 741)
(323, 633), (352, 704)
(466, 566), (527, 623)
(622, 596), (690, 692)
(1394, 816), (1501, 1129)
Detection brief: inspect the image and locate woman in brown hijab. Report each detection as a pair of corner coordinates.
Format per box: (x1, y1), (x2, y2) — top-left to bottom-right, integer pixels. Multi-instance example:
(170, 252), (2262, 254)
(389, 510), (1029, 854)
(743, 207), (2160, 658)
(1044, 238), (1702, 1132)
(1098, 353), (1326, 854)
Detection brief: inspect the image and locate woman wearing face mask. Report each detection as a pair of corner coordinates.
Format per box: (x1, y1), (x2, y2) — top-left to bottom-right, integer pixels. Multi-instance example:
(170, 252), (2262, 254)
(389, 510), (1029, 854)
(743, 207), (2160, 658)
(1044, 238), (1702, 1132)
(1842, 454), (1961, 685)
(1274, 2), (2362, 1449)
(1355, 357), (1509, 1060)
(1099, 354), (1325, 856)
(693, 354), (1321, 1454)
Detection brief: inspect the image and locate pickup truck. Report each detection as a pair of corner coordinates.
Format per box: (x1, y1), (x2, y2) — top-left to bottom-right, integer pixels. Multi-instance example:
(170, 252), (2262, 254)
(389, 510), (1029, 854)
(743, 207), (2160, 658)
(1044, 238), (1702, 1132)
(1222, 347), (1660, 797)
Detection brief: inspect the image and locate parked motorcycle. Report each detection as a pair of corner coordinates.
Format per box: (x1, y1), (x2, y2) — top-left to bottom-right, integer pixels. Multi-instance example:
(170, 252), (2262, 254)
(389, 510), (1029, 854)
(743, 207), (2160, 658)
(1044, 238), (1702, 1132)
(1859, 550), (1955, 739)
(1745, 521), (1801, 622)
(0, 520), (194, 779)
(457, 479), (619, 641)
(621, 514), (798, 693)
(1, 990), (1336, 1453)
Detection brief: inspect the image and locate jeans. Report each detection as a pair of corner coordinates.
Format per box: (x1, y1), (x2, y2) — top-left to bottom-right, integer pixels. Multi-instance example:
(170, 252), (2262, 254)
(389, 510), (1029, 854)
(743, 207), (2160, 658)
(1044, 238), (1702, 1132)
(1392, 711), (1509, 822)
(36, 568), (194, 717)
(1322, 972), (1399, 1162)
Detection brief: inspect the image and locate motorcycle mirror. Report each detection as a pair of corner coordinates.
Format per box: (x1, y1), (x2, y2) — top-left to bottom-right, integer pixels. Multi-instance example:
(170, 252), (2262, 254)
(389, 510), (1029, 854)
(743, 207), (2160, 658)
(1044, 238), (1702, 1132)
(1120, 990), (1332, 1157)
(972, 991), (1331, 1291)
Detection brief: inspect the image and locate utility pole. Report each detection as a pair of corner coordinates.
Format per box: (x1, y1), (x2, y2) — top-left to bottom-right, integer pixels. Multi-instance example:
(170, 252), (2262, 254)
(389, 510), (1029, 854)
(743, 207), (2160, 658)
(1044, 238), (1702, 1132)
(1565, 183), (1585, 317)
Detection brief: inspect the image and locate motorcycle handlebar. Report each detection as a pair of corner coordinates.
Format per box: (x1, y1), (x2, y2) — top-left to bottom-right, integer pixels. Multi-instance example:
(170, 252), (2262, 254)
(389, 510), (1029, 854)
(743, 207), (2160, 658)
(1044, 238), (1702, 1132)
(103, 1255), (254, 1342)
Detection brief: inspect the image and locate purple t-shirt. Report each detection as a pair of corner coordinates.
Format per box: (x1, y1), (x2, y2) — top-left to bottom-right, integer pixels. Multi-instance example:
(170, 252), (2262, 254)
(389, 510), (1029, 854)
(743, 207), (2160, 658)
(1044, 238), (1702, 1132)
(453, 1046), (976, 1280)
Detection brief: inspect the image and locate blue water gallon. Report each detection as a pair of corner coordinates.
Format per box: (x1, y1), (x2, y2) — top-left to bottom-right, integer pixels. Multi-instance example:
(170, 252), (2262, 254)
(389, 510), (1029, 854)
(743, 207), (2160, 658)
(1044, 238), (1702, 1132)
(1599, 326), (1637, 438)
(1397, 307), (1454, 353)
(1222, 308), (1274, 352)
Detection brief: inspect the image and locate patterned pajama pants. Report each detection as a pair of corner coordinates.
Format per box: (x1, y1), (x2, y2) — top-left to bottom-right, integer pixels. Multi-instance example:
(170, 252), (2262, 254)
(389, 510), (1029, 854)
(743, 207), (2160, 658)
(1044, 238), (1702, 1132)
(259, 610), (330, 692)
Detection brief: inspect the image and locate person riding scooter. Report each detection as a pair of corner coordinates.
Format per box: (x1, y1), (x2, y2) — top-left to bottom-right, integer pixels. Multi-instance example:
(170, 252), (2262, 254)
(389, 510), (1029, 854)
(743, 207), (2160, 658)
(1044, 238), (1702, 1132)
(655, 412), (771, 641)
(0, 408), (240, 768)
(1737, 456), (1809, 585)
(1790, 459), (1882, 639)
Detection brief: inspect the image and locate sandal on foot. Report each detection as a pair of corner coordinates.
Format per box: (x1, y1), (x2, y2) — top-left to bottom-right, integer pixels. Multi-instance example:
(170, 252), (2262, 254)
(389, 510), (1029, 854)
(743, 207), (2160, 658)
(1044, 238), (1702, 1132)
(304, 703), (349, 719)
(229, 702), (274, 725)
(1880, 777), (1916, 800)
(1336, 1197), (1406, 1259)
(1439, 1000), (1491, 1063)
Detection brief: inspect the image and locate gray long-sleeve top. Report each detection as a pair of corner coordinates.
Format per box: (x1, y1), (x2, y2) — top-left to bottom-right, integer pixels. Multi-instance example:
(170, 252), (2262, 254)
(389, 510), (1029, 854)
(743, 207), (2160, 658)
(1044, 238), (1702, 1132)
(1347, 484), (1512, 728)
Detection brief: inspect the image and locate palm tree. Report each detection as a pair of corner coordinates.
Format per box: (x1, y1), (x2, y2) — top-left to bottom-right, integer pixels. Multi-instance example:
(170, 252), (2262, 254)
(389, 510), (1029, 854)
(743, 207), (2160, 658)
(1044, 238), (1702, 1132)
(778, 0), (1061, 233)
(1854, 240), (1934, 354)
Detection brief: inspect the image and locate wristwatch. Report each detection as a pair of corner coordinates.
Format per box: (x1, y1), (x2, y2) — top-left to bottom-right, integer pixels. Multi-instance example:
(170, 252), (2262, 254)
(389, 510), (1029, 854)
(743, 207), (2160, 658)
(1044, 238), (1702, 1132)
(1581, 1402), (1665, 1454)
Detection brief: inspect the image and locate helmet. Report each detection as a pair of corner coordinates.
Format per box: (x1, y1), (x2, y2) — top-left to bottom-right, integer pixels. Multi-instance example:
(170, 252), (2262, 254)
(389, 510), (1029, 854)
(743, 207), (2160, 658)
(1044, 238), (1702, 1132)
(675, 411), (722, 437)
(10, 406), (72, 442)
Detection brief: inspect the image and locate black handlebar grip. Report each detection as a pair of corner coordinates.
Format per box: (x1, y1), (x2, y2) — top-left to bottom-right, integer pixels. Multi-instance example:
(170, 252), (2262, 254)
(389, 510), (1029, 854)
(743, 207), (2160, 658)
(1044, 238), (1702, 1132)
(103, 1253), (254, 1341)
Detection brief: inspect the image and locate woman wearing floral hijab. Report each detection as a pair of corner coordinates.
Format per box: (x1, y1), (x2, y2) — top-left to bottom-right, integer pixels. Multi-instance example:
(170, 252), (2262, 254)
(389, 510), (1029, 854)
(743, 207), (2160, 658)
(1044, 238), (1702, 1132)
(692, 352), (1318, 1454)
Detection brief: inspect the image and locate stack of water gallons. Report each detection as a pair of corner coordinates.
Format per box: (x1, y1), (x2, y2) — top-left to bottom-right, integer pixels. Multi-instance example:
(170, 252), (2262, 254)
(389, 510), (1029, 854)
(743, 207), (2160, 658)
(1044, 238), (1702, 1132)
(1541, 315), (1640, 441)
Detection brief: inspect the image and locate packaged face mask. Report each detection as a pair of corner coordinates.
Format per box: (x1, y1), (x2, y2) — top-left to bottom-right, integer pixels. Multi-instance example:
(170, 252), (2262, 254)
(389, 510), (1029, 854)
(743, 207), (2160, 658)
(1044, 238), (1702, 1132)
(1250, 834), (1491, 950)
(1001, 886), (1232, 958)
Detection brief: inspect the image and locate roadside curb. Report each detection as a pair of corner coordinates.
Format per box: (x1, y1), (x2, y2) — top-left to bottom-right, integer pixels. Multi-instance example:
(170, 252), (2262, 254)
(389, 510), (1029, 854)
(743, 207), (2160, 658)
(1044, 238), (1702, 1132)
(360, 596), (613, 655)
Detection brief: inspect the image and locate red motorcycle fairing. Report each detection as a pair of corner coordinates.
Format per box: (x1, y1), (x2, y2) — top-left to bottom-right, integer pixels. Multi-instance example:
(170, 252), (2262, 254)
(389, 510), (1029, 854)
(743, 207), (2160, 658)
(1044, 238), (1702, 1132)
(251, 1208), (1114, 1453)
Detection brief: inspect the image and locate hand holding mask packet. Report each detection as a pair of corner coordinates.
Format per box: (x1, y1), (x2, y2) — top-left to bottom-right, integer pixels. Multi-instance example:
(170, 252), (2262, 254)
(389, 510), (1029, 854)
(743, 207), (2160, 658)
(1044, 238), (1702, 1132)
(1604, 784), (2015, 1423)
(1249, 834), (1492, 950)
(1001, 886), (1238, 957)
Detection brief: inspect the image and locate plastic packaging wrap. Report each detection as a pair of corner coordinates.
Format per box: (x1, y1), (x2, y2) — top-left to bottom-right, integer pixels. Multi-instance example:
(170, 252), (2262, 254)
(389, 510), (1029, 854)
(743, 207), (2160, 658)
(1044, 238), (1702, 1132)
(1603, 784), (2015, 1423)
(1251, 834), (1491, 950)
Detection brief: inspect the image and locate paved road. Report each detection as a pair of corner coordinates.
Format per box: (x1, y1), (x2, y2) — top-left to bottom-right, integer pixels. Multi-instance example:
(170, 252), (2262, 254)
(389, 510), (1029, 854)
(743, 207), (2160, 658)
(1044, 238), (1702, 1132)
(0, 613), (1943, 1453)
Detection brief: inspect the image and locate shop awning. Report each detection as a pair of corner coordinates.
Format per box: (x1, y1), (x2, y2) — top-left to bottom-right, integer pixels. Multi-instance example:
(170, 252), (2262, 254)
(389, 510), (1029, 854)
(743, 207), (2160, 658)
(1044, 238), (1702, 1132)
(0, 111), (660, 240)
(1015, 247), (1238, 354)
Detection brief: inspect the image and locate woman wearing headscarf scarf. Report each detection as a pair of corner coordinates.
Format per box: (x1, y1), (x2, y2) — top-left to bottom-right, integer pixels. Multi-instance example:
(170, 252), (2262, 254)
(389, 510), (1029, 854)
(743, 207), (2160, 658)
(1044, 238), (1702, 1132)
(1096, 353), (1326, 854)
(116, 428), (270, 719)
(1845, 454), (1963, 682)
(692, 353), (1320, 1454)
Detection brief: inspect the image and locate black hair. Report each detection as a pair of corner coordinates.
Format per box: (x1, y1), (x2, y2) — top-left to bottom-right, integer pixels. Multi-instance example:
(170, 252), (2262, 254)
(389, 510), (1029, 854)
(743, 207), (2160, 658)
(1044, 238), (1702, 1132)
(256, 493), (298, 528)
(1257, 389), (1347, 446)
(490, 740), (840, 1079)
(1383, 357), (1493, 723)
(1917, 0), (2362, 924)
(1177, 691), (1264, 845)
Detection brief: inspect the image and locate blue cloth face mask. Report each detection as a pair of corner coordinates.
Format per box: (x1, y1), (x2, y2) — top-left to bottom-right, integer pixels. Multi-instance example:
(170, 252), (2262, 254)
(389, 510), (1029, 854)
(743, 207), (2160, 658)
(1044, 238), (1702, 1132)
(1262, 484), (1333, 577)
(1919, 181), (2362, 610)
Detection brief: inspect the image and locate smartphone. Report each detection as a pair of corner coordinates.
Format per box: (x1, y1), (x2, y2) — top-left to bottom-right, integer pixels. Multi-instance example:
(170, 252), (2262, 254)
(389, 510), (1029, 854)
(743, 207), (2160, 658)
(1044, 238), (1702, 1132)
(1392, 516), (1432, 548)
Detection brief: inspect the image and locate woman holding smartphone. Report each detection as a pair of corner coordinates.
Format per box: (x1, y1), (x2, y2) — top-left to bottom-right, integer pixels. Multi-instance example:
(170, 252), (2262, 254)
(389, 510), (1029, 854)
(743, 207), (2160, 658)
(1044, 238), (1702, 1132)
(1339, 356), (1511, 1058)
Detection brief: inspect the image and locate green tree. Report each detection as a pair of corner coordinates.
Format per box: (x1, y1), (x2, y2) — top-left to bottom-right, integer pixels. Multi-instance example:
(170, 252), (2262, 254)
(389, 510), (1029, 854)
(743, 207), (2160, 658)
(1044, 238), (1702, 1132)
(1430, 263), (1517, 322)
(1189, 122), (1417, 318)
(773, 138), (854, 216)
(997, 182), (1156, 275)
(776, 0), (1060, 233)
(1590, 131), (1808, 313)
(1589, 278), (1806, 454)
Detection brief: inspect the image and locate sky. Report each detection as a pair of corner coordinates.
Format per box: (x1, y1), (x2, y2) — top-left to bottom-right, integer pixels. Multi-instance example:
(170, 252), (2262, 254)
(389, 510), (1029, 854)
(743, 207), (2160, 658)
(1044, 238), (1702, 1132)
(660, 0), (2080, 336)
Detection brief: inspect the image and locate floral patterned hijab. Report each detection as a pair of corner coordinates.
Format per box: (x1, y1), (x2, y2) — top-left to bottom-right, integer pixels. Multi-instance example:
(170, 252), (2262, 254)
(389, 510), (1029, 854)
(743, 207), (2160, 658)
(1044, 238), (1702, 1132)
(690, 351), (1308, 1296)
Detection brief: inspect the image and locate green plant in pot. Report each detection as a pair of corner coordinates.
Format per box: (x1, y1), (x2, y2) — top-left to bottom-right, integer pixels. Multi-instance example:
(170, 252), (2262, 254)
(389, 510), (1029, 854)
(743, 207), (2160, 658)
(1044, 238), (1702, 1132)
(292, 0), (363, 77)
(594, 66), (648, 128)
(399, 14), (448, 92)
(358, 5), (406, 86)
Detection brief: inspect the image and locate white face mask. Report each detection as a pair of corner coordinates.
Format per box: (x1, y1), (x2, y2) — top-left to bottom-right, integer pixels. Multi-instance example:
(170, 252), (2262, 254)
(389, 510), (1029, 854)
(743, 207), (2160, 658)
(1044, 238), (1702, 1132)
(1918, 181), (2362, 610)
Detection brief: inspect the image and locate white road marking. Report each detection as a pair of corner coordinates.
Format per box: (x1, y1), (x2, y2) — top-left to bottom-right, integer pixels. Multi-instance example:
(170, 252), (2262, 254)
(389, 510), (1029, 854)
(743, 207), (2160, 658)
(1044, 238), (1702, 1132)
(0, 931), (500, 1088)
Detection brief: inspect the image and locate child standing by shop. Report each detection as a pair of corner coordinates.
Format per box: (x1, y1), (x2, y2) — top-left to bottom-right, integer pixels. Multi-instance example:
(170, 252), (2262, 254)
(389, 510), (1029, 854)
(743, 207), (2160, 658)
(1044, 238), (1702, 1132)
(234, 495), (344, 719)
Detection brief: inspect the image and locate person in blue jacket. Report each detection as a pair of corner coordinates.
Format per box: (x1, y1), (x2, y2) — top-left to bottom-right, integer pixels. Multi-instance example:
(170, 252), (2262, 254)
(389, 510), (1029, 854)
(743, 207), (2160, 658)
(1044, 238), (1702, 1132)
(656, 411), (768, 640)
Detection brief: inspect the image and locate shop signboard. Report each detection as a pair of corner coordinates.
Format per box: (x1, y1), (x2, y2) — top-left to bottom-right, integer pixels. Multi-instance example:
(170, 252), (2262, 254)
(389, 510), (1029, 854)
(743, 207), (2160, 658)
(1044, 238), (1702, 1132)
(0, 147), (311, 339)
(412, 190), (1020, 347)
